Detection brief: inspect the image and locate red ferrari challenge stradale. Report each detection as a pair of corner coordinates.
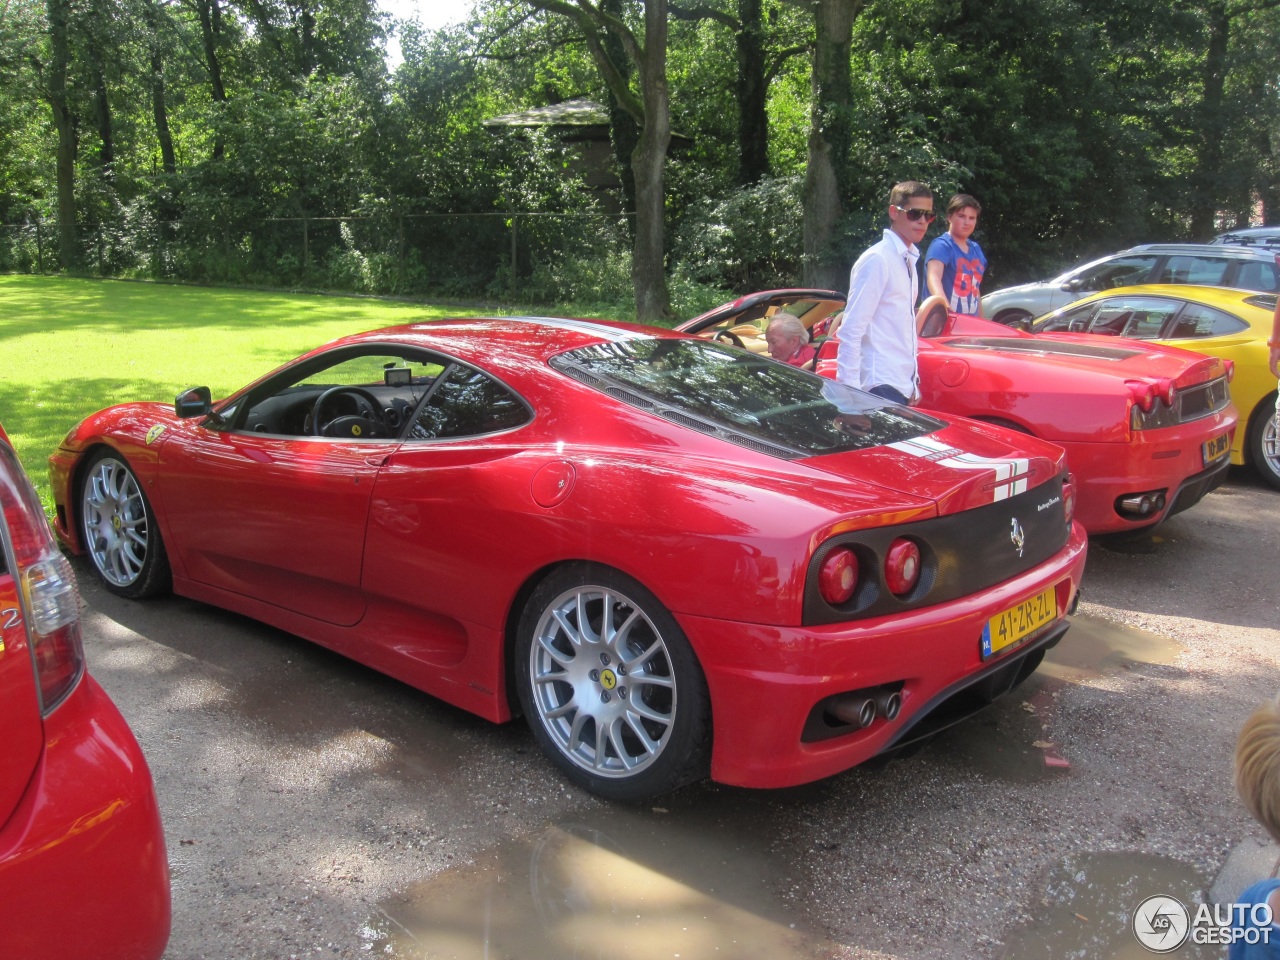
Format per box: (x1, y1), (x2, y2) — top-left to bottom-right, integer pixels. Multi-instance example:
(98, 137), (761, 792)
(50, 318), (1086, 801)
(678, 291), (1239, 536)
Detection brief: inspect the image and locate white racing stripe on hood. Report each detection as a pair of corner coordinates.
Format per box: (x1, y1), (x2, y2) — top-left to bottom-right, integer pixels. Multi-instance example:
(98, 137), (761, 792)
(514, 316), (655, 342)
(888, 434), (1031, 502)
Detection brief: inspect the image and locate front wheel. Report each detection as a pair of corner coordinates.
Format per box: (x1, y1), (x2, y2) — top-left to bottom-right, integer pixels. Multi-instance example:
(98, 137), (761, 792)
(79, 449), (172, 598)
(514, 565), (711, 801)
(1248, 394), (1280, 490)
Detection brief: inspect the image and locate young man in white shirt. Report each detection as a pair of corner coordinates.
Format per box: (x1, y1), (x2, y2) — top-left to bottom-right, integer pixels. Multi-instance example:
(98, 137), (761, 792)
(836, 181), (934, 404)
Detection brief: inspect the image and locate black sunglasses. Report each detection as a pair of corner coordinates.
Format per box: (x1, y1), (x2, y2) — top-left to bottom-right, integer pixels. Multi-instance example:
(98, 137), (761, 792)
(894, 205), (936, 223)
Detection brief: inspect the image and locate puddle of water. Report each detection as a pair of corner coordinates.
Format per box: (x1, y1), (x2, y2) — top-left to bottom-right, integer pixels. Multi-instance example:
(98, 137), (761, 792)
(1042, 613), (1183, 683)
(362, 804), (839, 960)
(1002, 852), (1216, 959)
(920, 613), (1183, 784)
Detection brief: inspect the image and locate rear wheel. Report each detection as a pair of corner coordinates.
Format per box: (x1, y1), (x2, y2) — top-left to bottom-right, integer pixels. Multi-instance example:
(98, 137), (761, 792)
(515, 564), (711, 801)
(79, 450), (171, 598)
(1248, 394), (1280, 490)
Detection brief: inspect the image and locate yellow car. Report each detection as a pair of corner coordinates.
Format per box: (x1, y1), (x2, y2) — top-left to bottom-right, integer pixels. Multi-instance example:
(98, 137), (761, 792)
(1032, 284), (1279, 489)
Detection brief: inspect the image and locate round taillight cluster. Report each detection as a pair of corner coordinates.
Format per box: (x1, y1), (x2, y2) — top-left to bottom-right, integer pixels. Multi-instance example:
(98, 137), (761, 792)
(1062, 477), (1076, 526)
(818, 548), (858, 605)
(884, 538), (921, 595)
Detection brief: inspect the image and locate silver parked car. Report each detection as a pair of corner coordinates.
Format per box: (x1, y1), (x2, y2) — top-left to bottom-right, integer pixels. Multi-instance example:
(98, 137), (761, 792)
(980, 242), (1280, 326)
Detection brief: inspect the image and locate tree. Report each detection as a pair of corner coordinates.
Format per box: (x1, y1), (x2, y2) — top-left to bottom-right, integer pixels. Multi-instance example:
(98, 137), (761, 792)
(802, 0), (858, 289)
(518, 0), (672, 321)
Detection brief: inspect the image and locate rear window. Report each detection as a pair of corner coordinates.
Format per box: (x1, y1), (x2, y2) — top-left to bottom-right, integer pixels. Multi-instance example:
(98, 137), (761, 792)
(1233, 260), (1280, 293)
(1166, 303), (1250, 339)
(1156, 255), (1231, 285)
(550, 338), (943, 457)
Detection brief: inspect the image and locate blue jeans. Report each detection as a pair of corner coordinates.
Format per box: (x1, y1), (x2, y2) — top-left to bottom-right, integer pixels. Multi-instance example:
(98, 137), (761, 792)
(867, 384), (911, 405)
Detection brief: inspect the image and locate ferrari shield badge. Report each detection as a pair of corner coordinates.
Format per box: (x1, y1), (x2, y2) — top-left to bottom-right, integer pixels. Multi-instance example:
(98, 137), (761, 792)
(145, 425), (166, 445)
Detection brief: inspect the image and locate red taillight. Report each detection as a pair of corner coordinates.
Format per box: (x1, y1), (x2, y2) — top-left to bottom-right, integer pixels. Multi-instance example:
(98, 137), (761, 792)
(1062, 476), (1076, 526)
(1125, 380), (1157, 413)
(1224, 358), (1235, 382)
(884, 538), (921, 595)
(0, 442), (85, 714)
(818, 548), (859, 605)
(1156, 377), (1176, 406)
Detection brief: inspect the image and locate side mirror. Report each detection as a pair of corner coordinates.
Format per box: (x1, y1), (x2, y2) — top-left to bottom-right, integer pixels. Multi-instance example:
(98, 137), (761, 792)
(1062, 278), (1084, 292)
(175, 386), (214, 419)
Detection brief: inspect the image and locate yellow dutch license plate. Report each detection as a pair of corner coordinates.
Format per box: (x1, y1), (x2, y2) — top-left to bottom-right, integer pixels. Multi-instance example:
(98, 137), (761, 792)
(1202, 431), (1230, 465)
(982, 587), (1057, 659)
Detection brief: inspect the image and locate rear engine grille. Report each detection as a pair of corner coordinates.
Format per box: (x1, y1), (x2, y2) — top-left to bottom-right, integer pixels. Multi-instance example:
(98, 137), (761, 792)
(1178, 376), (1230, 422)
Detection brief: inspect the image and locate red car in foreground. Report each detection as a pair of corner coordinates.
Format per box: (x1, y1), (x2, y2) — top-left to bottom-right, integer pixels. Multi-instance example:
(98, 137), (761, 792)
(0, 424), (170, 960)
(50, 318), (1085, 800)
(679, 291), (1238, 535)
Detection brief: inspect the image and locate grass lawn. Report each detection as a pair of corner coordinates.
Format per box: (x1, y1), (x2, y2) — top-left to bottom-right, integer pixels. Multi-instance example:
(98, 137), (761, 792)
(0, 275), (497, 508)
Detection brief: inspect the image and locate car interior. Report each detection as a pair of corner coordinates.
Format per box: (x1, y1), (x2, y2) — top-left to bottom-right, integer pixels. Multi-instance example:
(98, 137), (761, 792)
(695, 298), (845, 361)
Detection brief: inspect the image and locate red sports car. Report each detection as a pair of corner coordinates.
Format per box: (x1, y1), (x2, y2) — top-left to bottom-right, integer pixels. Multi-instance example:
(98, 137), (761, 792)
(678, 291), (1238, 535)
(1, 423), (170, 960)
(50, 318), (1086, 800)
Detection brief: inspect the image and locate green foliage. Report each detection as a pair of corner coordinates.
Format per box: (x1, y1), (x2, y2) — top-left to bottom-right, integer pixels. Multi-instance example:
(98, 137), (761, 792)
(1, 0), (1279, 303)
(671, 174), (805, 291)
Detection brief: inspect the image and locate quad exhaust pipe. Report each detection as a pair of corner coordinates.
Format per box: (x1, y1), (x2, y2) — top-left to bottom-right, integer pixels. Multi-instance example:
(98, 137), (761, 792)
(828, 686), (902, 730)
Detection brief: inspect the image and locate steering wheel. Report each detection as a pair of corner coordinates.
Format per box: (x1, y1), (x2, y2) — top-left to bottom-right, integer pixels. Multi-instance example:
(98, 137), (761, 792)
(311, 386), (390, 439)
(714, 329), (745, 348)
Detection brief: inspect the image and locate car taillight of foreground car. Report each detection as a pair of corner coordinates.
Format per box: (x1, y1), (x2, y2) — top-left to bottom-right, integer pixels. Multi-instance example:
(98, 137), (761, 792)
(0, 436), (171, 960)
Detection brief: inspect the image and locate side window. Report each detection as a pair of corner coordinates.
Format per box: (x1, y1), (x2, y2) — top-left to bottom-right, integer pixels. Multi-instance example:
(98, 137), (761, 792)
(1036, 303), (1095, 333)
(1087, 297), (1180, 339)
(1155, 255), (1230, 285)
(1166, 303), (1250, 339)
(1233, 260), (1280, 293)
(1075, 255), (1159, 291)
(408, 365), (531, 440)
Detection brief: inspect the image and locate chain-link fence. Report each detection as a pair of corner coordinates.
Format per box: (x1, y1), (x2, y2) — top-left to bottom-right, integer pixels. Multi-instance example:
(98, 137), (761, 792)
(0, 211), (636, 302)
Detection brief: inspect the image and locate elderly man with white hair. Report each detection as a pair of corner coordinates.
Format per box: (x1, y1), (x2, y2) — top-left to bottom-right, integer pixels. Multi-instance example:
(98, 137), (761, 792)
(764, 312), (817, 369)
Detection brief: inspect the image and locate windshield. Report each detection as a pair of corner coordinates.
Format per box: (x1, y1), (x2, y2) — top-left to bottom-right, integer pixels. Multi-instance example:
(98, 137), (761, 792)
(551, 338), (943, 457)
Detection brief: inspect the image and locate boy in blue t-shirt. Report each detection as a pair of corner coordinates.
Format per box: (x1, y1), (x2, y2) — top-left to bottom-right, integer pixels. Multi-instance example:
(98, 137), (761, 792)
(925, 194), (986, 316)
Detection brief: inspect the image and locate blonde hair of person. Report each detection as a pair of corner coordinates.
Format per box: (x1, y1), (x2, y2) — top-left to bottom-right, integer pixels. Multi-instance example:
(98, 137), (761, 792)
(1235, 695), (1280, 844)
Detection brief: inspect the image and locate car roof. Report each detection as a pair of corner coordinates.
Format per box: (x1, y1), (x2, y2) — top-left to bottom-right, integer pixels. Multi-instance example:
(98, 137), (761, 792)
(317, 315), (679, 366)
(1212, 226), (1280, 245)
(1115, 242), (1276, 260)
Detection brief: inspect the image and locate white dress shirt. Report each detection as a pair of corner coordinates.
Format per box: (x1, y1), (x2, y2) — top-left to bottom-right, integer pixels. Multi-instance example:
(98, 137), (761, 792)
(836, 229), (920, 399)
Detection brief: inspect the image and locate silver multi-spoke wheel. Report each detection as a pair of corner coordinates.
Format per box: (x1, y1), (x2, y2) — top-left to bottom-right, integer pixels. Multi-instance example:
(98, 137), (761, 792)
(516, 566), (710, 800)
(79, 452), (170, 598)
(1250, 397), (1280, 491)
(529, 584), (676, 778)
(1262, 413), (1279, 484)
(82, 456), (149, 587)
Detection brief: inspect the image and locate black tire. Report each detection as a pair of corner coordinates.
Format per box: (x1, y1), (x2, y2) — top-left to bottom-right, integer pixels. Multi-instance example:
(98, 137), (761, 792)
(78, 449), (172, 598)
(514, 564), (711, 801)
(1247, 393), (1280, 491)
